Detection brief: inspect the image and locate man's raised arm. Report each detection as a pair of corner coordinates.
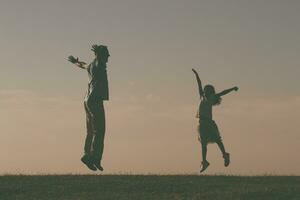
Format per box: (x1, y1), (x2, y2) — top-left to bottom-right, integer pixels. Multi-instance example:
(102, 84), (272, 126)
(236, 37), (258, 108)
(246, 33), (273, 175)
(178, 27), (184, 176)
(68, 55), (89, 70)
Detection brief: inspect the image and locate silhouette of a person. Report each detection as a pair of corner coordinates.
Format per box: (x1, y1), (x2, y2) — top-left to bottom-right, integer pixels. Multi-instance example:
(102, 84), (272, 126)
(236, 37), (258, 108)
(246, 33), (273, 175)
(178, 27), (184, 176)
(192, 68), (238, 173)
(68, 45), (110, 171)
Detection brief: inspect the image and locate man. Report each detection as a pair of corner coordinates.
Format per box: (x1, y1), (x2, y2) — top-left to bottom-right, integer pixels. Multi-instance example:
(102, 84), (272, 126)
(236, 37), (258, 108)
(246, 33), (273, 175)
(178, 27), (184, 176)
(68, 44), (110, 171)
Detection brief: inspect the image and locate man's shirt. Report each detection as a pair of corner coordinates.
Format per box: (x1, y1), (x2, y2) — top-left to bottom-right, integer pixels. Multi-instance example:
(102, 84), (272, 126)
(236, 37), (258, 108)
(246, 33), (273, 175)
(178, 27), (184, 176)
(85, 59), (109, 101)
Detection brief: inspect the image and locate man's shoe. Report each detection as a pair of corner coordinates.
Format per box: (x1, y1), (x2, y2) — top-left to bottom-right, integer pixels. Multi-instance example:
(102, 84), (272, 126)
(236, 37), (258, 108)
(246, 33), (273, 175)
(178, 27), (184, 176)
(81, 155), (97, 171)
(200, 160), (210, 173)
(223, 153), (230, 167)
(94, 162), (104, 171)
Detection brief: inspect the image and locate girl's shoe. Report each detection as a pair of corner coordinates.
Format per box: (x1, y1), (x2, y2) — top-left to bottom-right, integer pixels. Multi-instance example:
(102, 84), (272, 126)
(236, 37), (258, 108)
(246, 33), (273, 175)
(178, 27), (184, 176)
(200, 160), (210, 173)
(223, 153), (230, 167)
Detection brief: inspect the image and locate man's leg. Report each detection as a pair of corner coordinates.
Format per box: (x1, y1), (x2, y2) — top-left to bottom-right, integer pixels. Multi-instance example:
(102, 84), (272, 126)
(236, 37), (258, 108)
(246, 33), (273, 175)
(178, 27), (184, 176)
(81, 102), (97, 171)
(83, 102), (94, 155)
(91, 101), (106, 170)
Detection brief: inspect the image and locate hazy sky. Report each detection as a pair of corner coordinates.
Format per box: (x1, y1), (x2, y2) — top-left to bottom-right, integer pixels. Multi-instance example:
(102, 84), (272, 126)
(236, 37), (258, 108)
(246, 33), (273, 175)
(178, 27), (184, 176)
(0, 0), (299, 175)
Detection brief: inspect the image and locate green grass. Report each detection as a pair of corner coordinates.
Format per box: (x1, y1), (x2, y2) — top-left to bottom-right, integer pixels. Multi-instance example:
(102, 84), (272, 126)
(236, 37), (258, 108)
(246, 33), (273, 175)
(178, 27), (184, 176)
(0, 175), (299, 200)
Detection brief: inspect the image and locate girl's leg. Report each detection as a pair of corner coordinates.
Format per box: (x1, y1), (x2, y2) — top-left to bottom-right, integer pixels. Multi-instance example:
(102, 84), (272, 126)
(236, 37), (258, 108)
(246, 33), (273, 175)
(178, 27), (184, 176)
(201, 142), (207, 162)
(216, 140), (230, 167)
(200, 142), (210, 172)
(216, 140), (226, 156)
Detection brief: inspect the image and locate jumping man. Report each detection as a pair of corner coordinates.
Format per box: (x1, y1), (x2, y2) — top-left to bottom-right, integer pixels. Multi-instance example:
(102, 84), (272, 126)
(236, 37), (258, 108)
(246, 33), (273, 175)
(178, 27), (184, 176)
(68, 44), (110, 171)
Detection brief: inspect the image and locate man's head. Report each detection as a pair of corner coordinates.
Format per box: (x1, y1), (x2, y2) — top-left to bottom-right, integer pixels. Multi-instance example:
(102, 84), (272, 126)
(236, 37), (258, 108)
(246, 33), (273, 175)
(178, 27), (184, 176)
(91, 44), (110, 63)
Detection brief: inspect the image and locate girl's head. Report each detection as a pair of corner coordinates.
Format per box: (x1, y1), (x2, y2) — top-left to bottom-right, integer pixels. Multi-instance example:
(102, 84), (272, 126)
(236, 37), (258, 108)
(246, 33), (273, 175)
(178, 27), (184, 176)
(204, 85), (215, 97)
(204, 84), (221, 105)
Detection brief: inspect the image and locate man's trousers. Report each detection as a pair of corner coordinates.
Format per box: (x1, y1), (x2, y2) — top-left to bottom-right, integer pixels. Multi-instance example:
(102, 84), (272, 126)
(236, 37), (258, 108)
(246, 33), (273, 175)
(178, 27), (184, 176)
(83, 99), (106, 162)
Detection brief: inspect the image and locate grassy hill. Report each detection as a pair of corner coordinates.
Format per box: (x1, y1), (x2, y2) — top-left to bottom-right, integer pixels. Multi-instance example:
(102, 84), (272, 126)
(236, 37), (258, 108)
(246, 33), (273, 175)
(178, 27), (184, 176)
(0, 175), (299, 200)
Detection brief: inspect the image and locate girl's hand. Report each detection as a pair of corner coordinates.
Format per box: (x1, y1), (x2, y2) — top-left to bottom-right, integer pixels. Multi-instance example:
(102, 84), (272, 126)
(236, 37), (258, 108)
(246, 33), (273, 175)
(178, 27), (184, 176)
(192, 69), (199, 76)
(192, 68), (204, 97)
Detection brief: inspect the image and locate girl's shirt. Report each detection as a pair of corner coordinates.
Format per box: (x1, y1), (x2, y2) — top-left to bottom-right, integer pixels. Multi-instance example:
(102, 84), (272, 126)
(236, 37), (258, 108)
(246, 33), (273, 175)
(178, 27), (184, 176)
(198, 96), (214, 120)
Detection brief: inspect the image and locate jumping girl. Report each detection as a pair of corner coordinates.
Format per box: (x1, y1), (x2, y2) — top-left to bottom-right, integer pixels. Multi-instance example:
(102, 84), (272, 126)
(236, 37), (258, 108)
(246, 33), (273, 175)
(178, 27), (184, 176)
(192, 68), (238, 173)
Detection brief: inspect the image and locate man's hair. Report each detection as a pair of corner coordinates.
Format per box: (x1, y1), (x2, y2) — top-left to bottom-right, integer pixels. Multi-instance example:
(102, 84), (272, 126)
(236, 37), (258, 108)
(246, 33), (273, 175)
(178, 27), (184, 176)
(91, 45), (109, 56)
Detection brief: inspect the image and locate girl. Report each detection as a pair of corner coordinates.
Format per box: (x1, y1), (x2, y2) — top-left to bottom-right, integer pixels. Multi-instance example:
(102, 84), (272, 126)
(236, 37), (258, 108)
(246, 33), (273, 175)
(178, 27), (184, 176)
(192, 68), (238, 173)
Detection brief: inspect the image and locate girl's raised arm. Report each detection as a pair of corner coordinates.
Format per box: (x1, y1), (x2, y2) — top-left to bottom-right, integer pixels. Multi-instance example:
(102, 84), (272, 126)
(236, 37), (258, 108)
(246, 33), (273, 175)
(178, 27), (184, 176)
(192, 68), (204, 98)
(217, 87), (238, 97)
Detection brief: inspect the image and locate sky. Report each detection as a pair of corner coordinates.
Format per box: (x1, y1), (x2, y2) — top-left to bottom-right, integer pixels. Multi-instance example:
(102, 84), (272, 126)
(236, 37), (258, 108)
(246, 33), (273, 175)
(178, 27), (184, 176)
(0, 0), (299, 175)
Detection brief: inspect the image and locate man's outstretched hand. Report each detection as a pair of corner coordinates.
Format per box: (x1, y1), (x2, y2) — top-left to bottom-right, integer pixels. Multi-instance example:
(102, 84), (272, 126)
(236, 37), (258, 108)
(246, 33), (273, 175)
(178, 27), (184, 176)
(68, 55), (87, 66)
(68, 55), (79, 64)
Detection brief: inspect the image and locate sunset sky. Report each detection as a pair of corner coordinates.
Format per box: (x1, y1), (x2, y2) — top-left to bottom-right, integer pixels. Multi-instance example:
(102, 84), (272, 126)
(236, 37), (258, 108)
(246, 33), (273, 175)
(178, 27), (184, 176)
(0, 0), (299, 175)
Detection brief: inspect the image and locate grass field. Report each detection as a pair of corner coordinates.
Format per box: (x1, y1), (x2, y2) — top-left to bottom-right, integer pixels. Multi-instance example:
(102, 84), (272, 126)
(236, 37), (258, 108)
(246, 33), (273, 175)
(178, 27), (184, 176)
(0, 175), (299, 200)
